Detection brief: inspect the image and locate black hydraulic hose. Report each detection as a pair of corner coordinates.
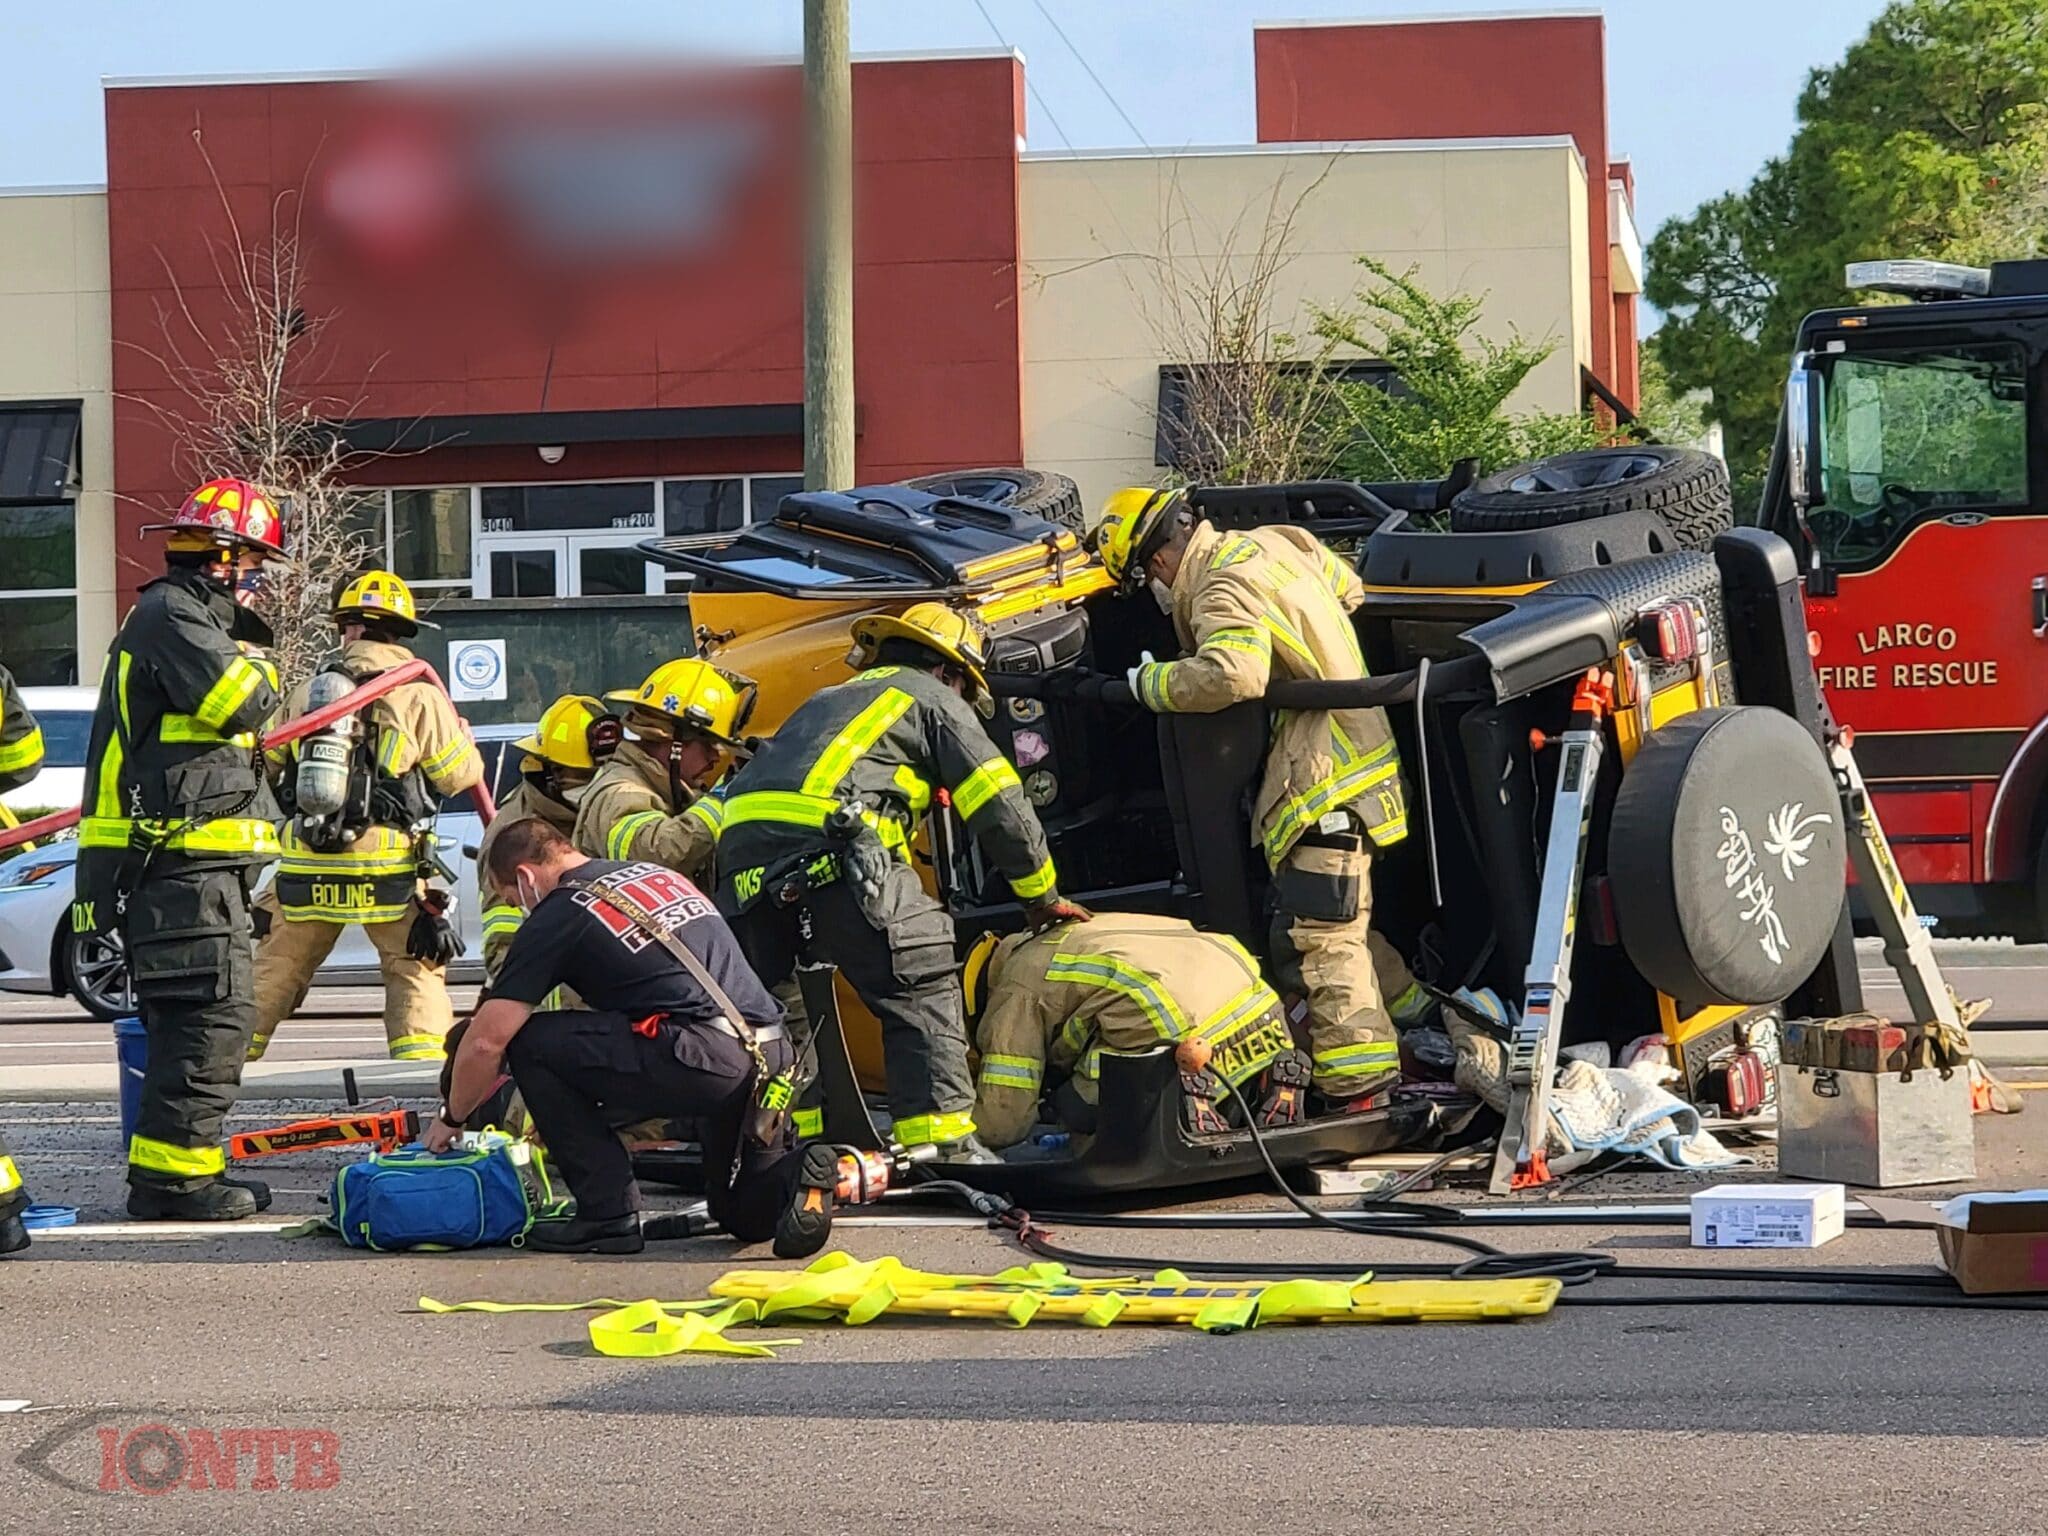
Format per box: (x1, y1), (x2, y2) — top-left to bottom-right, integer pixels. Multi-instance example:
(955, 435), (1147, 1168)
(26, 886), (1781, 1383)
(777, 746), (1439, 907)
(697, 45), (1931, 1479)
(987, 650), (1493, 711)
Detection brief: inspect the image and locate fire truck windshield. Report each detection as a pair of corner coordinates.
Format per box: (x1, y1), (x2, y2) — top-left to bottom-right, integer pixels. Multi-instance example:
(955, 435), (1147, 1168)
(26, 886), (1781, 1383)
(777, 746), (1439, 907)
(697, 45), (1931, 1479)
(1807, 340), (2028, 567)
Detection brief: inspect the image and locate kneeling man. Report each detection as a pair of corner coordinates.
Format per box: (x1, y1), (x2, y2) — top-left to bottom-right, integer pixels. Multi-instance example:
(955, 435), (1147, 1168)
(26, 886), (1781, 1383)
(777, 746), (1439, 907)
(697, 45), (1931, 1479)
(424, 818), (834, 1257)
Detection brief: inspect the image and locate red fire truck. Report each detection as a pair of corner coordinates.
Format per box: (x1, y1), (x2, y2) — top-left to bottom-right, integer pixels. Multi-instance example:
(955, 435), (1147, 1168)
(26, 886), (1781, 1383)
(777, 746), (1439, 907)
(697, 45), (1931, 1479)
(1763, 257), (2048, 938)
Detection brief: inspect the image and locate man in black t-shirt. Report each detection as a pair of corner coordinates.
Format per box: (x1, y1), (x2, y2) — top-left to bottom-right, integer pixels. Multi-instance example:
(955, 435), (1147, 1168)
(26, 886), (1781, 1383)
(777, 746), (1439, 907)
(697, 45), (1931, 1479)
(423, 817), (837, 1257)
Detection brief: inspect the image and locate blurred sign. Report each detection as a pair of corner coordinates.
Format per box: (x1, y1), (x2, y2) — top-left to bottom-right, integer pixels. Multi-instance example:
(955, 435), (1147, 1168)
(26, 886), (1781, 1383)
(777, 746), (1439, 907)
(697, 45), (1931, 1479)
(449, 639), (508, 702)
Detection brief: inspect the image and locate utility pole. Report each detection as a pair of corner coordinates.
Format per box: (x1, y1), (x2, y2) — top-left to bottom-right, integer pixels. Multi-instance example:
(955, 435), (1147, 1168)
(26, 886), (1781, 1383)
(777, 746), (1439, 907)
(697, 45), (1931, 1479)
(804, 0), (855, 491)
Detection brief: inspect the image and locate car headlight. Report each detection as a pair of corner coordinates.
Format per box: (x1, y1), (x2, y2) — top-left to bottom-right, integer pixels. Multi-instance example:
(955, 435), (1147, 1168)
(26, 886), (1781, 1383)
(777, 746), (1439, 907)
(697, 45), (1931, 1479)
(0, 859), (69, 890)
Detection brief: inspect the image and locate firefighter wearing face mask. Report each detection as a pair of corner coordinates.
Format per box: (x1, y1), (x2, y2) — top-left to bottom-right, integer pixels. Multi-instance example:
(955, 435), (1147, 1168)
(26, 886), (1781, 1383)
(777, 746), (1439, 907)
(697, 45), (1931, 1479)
(249, 571), (485, 1064)
(571, 659), (753, 878)
(1092, 487), (1431, 1108)
(476, 694), (621, 983)
(74, 477), (287, 1221)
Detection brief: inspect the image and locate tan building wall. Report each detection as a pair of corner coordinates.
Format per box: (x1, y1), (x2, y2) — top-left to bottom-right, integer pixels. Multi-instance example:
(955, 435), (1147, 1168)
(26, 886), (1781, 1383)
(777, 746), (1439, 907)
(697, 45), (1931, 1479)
(1018, 139), (1591, 517)
(0, 187), (114, 679)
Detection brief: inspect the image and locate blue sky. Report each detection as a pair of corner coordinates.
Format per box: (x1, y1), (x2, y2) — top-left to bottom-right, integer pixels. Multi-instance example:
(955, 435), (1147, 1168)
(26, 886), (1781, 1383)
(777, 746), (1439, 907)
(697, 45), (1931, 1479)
(12, 0), (1887, 248)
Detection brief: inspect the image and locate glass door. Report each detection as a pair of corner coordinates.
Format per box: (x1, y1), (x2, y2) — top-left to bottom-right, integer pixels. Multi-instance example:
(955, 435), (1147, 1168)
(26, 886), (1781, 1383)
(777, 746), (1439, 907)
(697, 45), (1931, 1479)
(479, 537), (567, 598)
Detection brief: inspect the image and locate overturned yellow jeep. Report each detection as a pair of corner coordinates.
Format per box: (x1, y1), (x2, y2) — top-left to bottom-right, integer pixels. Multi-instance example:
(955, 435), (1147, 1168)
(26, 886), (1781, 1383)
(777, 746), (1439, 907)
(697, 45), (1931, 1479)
(643, 449), (1901, 1197)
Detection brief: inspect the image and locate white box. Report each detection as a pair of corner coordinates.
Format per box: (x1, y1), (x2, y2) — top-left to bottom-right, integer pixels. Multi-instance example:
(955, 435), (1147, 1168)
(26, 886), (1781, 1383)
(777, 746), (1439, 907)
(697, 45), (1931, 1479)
(1690, 1183), (1845, 1249)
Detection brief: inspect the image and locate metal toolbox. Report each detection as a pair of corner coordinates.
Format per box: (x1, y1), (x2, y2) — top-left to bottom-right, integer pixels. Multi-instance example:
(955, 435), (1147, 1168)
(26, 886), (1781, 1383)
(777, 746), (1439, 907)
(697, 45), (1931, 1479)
(1775, 1064), (1976, 1188)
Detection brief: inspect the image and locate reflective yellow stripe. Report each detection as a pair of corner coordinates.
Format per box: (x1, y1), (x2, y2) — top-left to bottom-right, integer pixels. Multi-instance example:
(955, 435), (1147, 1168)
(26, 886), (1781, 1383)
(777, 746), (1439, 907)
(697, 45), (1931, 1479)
(1201, 627), (1271, 660)
(891, 764), (932, 814)
(953, 755), (1020, 820)
(721, 791), (911, 859)
(1136, 660), (1177, 713)
(277, 851), (416, 876)
(1008, 856), (1057, 900)
(194, 655), (271, 731)
(0, 725), (43, 773)
(1200, 980), (1281, 1042)
(116, 650), (134, 742)
(1314, 1041), (1400, 1078)
(480, 905), (523, 939)
(0, 1154), (20, 1195)
(607, 809), (666, 860)
(421, 733), (470, 779)
(892, 1109), (976, 1147)
(81, 816), (280, 856)
(160, 714), (256, 747)
(1045, 952), (1188, 1039)
(801, 687), (915, 799)
(129, 1134), (225, 1177)
(1209, 535), (1258, 570)
(390, 1033), (447, 1061)
(1262, 742), (1400, 864)
(377, 727), (410, 775)
(1260, 611), (1318, 670)
(979, 1053), (1043, 1091)
(686, 797), (725, 832)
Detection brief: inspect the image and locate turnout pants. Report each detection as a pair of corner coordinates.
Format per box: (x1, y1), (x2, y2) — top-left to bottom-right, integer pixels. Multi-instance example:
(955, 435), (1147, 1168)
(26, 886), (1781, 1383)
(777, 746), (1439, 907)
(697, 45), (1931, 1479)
(249, 891), (453, 1060)
(125, 859), (258, 1191)
(0, 1127), (25, 1221)
(1269, 826), (1420, 1098)
(729, 858), (976, 1148)
(505, 1009), (801, 1235)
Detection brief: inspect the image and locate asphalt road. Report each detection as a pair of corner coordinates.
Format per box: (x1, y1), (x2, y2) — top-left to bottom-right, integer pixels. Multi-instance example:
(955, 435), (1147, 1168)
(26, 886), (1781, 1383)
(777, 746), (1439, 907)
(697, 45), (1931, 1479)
(5, 950), (2048, 1533)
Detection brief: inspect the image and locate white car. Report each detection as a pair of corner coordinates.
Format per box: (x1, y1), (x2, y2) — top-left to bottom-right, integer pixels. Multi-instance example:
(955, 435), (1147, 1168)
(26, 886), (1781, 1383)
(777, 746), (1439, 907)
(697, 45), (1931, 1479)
(3, 686), (95, 817)
(0, 723), (532, 1020)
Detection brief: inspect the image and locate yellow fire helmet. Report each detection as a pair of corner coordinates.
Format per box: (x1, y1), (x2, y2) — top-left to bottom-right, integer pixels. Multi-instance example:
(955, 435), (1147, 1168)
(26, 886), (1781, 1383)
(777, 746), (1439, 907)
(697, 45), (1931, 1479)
(515, 694), (618, 773)
(1089, 486), (1185, 596)
(961, 929), (1002, 1021)
(849, 601), (993, 714)
(606, 658), (758, 748)
(334, 570), (432, 636)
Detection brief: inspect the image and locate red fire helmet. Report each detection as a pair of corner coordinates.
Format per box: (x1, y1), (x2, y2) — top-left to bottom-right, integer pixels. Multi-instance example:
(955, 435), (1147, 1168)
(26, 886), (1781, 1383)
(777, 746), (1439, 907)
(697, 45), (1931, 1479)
(143, 478), (290, 561)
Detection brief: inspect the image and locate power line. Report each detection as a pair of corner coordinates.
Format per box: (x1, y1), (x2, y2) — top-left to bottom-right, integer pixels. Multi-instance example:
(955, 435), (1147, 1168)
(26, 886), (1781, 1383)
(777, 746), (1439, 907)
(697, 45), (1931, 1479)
(1029, 0), (1151, 150)
(969, 0), (1079, 156)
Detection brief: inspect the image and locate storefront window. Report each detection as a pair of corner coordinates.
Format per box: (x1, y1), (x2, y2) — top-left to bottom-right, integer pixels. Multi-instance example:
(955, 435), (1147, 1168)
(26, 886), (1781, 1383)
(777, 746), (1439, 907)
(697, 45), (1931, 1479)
(749, 475), (802, 519)
(578, 546), (656, 596)
(480, 482), (656, 534)
(392, 488), (473, 584)
(0, 505), (79, 682)
(0, 595), (78, 684)
(663, 479), (744, 535)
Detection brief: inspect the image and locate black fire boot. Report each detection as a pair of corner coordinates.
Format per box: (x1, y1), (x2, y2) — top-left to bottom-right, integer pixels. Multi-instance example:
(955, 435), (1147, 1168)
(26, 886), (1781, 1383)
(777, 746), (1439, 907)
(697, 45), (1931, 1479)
(772, 1143), (839, 1260)
(1180, 1068), (1231, 1136)
(223, 1175), (273, 1212)
(525, 1212), (644, 1255)
(1255, 1050), (1314, 1128)
(127, 1177), (259, 1222)
(0, 1210), (28, 1255)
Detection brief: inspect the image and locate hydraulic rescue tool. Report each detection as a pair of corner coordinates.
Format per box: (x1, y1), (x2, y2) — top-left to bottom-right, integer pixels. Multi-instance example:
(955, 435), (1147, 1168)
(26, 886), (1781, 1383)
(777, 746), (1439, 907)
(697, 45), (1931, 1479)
(1489, 666), (1614, 1194)
(229, 1109), (420, 1160)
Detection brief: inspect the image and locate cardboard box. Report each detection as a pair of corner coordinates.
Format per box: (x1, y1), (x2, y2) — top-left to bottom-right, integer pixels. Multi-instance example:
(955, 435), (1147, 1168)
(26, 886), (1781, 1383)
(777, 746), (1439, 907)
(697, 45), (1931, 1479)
(1690, 1183), (1846, 1248)
(1864, 1191), (2048, 1296)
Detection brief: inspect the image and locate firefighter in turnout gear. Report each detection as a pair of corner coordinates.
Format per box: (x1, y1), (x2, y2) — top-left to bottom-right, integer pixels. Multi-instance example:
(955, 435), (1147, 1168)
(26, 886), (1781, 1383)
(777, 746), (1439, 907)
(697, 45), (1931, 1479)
(964, 912), (1298, 1151)
(75, 477), (286, 1221)
(1094, 487), (1430, 1105)
(572, 658), (750, 877)
(250, 571), (484, 1063)
(0, 666), (42, 1254)
(478, 694), (621, 983)
(714, 602), (1082, 1160)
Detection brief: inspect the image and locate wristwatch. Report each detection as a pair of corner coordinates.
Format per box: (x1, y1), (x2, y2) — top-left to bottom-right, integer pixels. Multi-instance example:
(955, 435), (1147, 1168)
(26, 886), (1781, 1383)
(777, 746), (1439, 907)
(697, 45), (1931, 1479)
(440, 1104), (466, 1128)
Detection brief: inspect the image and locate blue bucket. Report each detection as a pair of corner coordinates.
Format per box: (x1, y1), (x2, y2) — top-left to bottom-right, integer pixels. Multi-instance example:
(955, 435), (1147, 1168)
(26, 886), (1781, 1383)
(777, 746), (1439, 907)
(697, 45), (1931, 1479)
(113, 1015), (148, 1148)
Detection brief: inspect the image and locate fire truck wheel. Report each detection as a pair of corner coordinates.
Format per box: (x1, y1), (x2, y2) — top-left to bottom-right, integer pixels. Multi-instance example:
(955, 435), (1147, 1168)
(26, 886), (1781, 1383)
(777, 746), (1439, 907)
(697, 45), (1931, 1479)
(898, 467), (1085, 531)
(1449, 446), (1733, 552)
(1609, 706), (1846, 1007)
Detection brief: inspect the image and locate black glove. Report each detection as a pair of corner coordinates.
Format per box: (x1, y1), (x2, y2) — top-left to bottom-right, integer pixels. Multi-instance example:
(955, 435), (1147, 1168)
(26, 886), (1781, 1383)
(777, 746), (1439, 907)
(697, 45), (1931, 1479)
(407, 889), (462, 967)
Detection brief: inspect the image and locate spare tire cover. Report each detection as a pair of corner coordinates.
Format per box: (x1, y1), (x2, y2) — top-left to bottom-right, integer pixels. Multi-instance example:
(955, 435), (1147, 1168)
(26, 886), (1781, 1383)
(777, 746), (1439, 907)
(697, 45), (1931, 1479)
(1609, 707), (1844, 1006)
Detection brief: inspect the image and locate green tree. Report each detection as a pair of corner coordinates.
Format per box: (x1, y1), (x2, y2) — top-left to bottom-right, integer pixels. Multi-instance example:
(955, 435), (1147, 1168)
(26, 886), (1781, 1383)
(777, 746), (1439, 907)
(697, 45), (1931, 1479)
(1648, 0), (2048, 508)
(1314, 257), (1607, 486)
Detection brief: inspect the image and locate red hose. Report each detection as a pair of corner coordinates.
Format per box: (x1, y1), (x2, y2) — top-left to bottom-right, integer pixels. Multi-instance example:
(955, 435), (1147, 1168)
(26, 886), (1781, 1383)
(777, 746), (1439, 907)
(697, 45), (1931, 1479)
(0, 656), (495, 854)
